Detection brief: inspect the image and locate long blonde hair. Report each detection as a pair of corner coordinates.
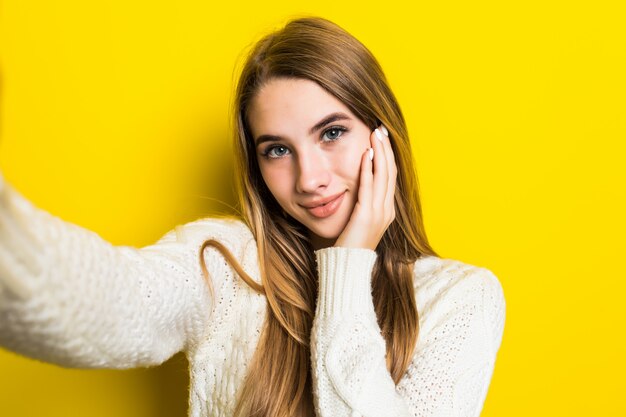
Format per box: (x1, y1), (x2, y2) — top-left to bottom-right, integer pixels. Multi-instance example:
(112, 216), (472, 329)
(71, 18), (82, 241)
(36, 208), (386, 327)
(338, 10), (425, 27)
(199, 16), (438, 417)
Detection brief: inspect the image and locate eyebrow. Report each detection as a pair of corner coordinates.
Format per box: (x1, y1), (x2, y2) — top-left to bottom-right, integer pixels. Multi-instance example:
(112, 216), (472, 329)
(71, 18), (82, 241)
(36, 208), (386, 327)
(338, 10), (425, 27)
(254, 112), (352, 147)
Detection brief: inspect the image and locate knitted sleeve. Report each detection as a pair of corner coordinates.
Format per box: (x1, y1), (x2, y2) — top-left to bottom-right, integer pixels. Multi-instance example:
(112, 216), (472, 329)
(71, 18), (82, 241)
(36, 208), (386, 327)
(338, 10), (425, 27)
(396, 264), (506, 417)
(311, 247), (412, 417)
(0, 172), (214, 369)
(310, 247), (506, 417)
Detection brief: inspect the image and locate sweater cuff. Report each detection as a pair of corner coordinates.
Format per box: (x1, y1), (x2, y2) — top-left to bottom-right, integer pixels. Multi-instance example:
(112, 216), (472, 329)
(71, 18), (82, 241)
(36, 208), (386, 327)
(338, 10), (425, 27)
(314, 247), (377, 317)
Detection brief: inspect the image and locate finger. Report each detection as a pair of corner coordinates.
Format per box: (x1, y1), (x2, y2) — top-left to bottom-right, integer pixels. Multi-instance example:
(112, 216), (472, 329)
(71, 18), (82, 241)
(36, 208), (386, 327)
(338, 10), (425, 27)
(370, 127), (389, 212)
(373, 125), (393, 217)
(380, 124), (397, 222)
(357, 146), (374, 213)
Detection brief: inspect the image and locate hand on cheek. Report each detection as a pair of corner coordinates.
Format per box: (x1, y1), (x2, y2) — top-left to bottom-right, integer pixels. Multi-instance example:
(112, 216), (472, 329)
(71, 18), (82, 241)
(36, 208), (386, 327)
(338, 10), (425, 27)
(334, 124), (397, 250)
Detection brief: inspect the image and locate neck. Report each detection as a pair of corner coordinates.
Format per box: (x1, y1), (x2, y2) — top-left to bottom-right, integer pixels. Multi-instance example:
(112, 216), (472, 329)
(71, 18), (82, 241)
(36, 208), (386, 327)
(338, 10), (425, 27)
(309, 233), (336, 251)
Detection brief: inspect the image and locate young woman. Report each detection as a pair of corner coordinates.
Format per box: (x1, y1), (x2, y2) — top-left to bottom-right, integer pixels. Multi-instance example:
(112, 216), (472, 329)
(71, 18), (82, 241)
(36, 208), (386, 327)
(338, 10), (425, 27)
(0, 17), (505, 417)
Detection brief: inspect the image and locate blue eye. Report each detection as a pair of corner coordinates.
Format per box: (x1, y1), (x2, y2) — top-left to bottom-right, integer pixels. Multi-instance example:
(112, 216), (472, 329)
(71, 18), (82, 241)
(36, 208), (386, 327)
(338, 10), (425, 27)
(322, 126), (347, 141)
(261, 126), (348, 160)
(264, 145), (290, 159)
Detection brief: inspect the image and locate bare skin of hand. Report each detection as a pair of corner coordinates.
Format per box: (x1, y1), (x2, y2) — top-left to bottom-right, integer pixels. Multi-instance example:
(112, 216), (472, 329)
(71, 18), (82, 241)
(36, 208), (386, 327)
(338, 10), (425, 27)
(334, 124), (397, 250)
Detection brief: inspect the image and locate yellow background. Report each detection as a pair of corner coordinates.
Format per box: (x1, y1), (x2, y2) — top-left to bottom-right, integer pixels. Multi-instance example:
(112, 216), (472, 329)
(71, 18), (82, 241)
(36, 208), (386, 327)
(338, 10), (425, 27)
(1, 0), (625, 416)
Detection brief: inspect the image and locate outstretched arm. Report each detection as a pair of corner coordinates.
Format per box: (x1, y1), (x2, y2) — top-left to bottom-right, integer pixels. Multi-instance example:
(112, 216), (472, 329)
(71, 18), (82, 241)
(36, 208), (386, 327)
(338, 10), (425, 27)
(0, 171), (215, 369)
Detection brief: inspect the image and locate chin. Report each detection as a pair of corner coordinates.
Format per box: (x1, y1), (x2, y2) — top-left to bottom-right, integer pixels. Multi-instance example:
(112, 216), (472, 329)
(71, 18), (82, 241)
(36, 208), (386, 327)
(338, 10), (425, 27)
(310, 228), (339, 240)
(289, 205), (350, 243)
(303, 220), (343, 240)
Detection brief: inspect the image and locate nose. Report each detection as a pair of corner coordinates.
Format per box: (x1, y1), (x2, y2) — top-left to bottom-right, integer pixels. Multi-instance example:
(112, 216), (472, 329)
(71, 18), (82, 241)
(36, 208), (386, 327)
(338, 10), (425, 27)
(295, 149), (330, 194)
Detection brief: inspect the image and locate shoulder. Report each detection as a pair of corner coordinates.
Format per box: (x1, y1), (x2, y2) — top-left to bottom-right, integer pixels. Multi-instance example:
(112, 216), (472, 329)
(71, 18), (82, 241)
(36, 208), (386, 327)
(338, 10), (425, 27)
(412, 255), (504, 298)
(145, 216), (258, 279)
(154, 216), (254, 249)
(412, 255), (506, 351)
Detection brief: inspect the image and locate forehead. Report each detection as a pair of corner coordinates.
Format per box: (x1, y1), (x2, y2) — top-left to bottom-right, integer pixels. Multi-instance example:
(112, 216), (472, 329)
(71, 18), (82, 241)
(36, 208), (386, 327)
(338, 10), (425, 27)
(247, 78), (353, 139)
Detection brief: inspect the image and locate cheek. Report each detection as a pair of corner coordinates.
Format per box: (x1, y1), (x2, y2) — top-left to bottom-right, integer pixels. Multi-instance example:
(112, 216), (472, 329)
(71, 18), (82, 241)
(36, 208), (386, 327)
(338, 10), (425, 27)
(333, 136), (369, 182)
(259, 164), (291, 202)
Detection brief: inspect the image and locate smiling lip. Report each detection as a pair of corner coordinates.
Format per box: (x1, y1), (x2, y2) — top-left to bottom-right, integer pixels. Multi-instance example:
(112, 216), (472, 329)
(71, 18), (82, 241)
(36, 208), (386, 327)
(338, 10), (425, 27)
(300, 191), (346, 219)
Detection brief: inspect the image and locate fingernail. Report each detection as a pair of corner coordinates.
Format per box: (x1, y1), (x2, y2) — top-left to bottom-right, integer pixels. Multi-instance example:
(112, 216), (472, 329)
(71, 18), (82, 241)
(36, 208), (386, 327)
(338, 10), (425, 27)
(368, 148), (374, 161)
(381, 125), (389, 137)
(374, 128), (383, 142)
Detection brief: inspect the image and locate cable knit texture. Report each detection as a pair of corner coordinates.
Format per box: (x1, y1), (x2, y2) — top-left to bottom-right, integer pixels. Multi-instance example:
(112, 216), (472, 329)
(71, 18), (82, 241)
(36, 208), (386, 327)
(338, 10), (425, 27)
(0, 171), (506, 417)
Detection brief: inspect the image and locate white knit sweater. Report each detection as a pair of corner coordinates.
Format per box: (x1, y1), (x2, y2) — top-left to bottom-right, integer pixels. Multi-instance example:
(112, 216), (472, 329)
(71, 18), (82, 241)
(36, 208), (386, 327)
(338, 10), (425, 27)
(0, 171), (505, 417)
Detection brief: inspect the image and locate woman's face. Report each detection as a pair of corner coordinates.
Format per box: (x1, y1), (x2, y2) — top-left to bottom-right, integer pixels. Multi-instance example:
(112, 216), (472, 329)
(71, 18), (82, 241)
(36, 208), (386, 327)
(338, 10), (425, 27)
(247, 77), (372, 248)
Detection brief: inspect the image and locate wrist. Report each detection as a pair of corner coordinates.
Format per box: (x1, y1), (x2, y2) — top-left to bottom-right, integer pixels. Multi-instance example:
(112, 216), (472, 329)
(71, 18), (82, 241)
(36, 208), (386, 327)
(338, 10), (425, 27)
(333, 235), (377, 251)
(314, 246), (377, 317)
